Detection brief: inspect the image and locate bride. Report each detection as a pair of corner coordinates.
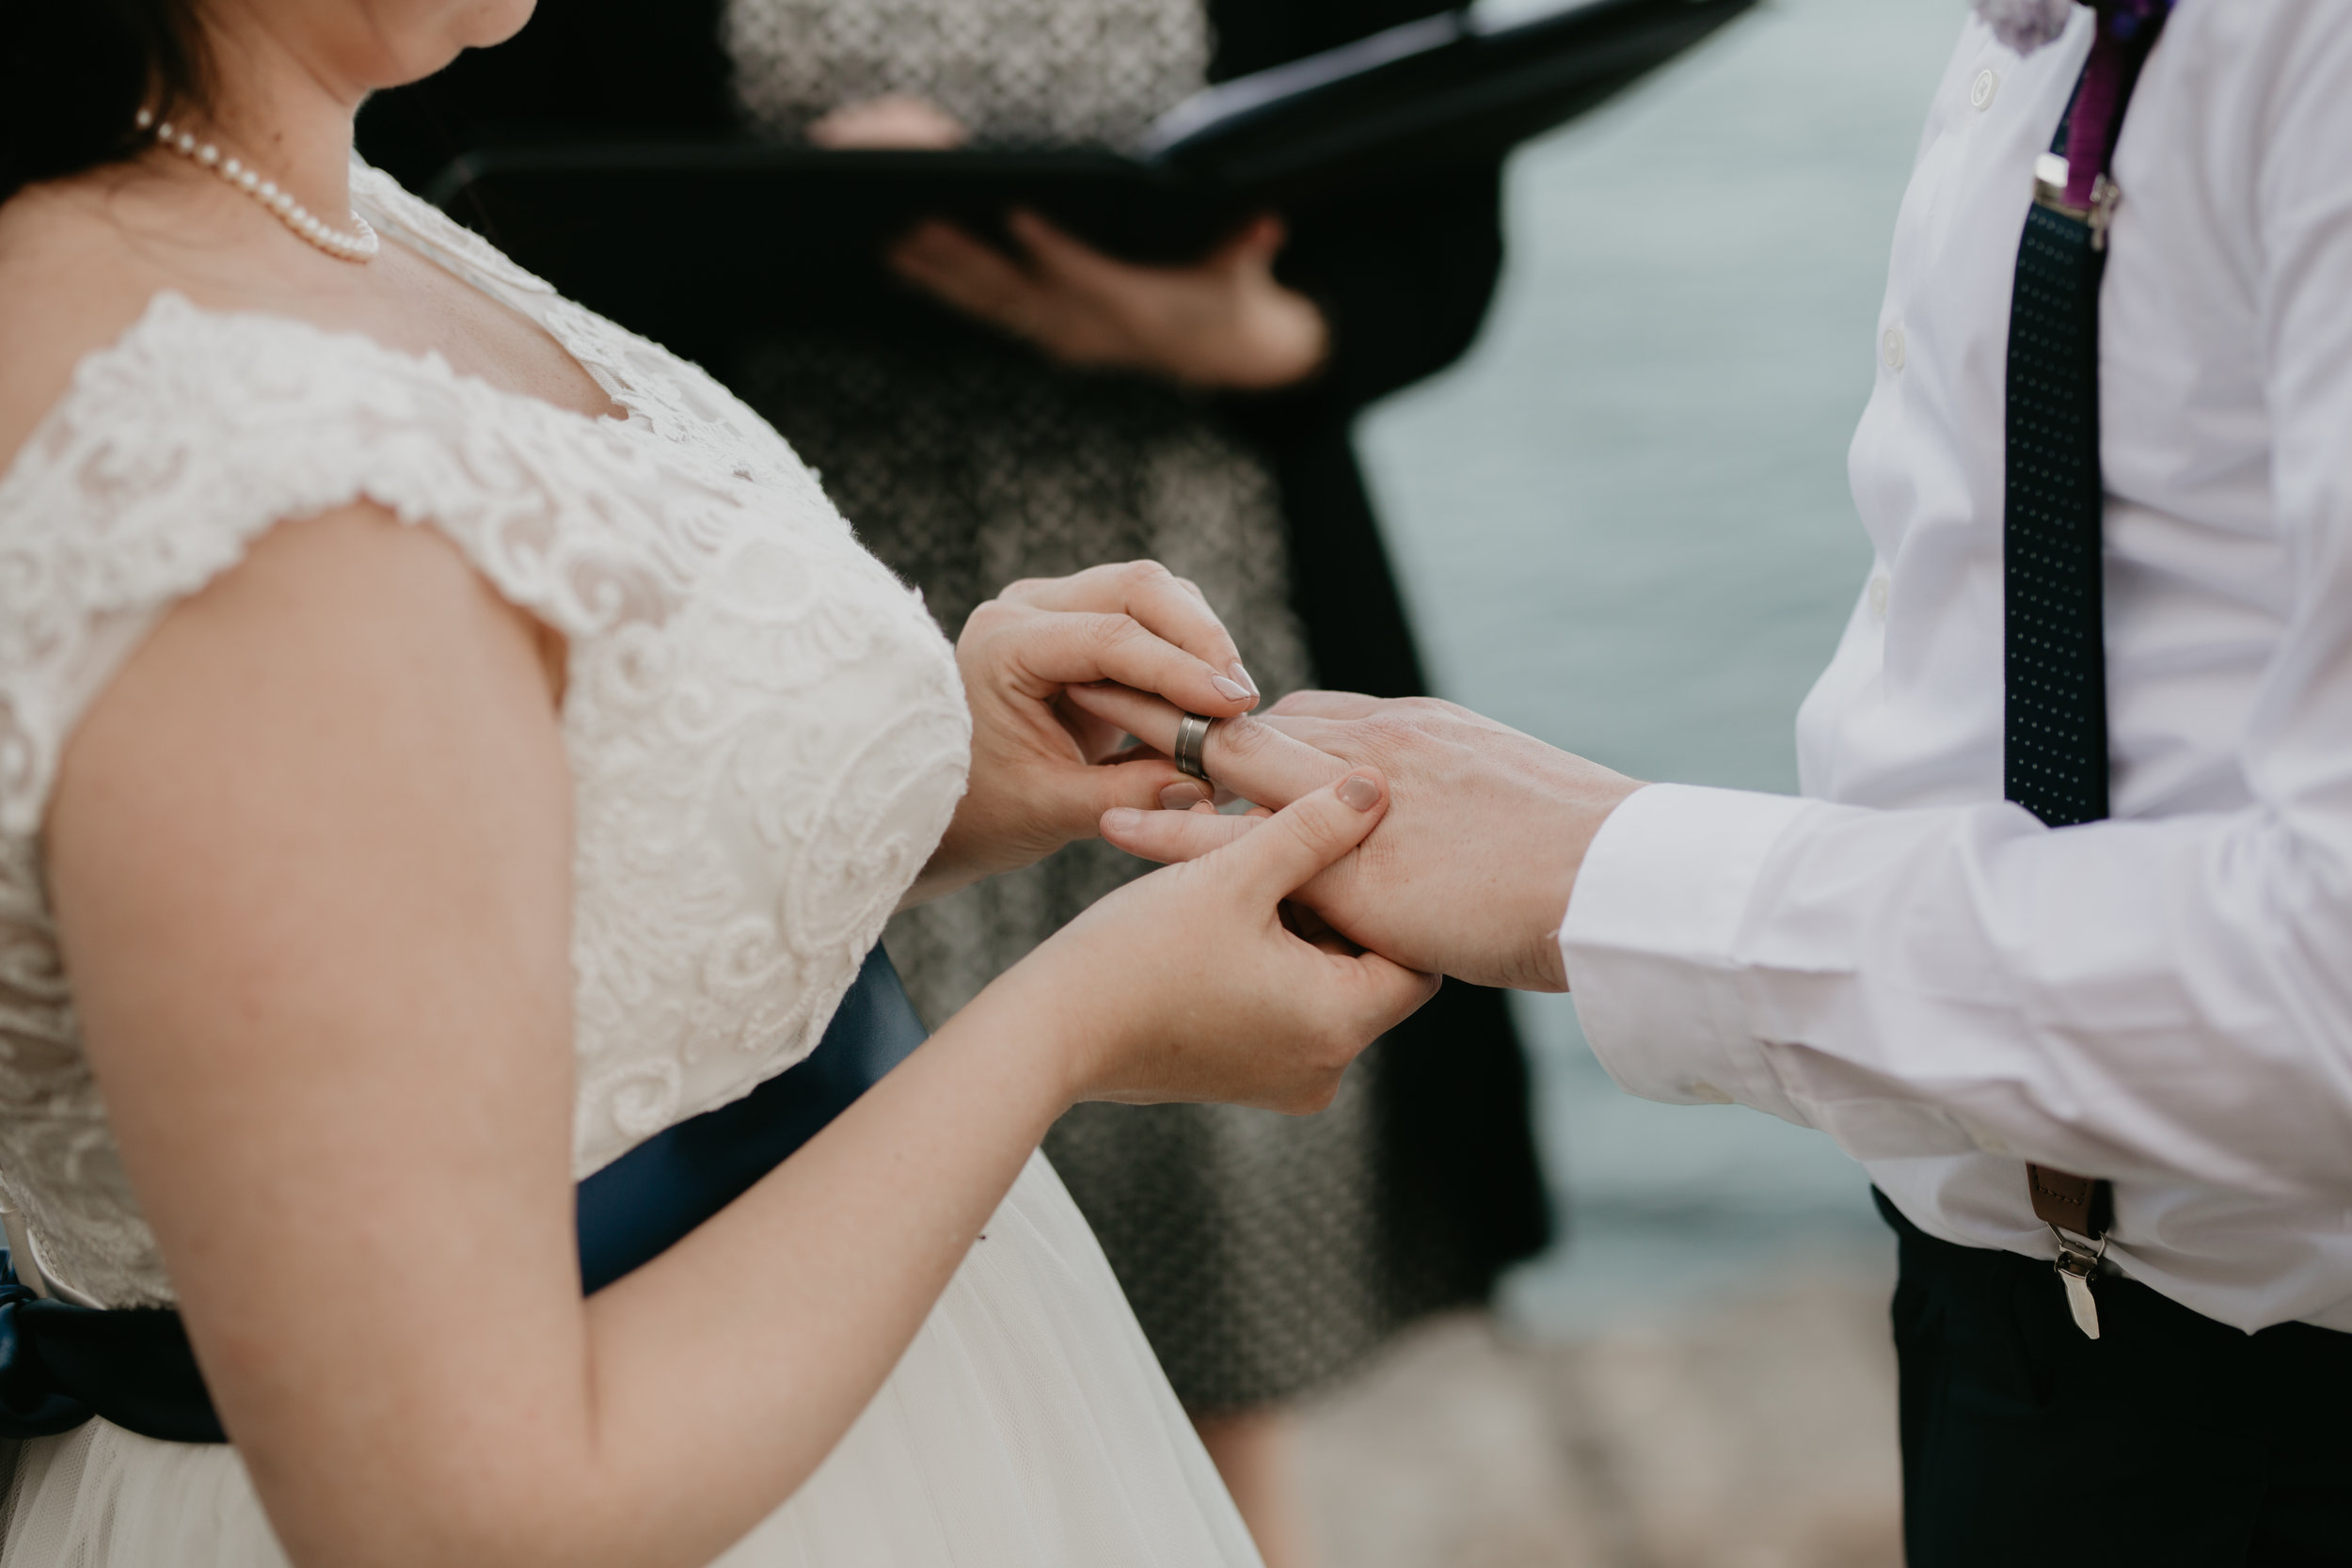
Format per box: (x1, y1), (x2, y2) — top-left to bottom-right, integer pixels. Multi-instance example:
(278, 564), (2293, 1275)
(0, 1), (1437, 1564)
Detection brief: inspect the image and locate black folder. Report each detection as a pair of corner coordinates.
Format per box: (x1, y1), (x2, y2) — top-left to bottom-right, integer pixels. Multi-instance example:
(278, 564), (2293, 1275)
(427, 0), (1755, 356)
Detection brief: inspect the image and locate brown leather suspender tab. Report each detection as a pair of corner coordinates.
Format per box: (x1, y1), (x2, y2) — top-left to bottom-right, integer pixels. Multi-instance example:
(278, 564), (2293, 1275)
(2026, 1164), (2109, 1240)
(2030, 1163), (2110, 1338)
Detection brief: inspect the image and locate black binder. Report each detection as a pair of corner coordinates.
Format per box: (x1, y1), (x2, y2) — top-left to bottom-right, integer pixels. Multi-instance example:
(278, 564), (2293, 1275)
(426, 0), (1755, 356)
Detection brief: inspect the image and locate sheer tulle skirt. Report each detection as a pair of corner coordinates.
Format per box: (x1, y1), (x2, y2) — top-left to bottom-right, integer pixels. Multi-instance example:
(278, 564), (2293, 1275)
(0, 1155), (1260, 1567)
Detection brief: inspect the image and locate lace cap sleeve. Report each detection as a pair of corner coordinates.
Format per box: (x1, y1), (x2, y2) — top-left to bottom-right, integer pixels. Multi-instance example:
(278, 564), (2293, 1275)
(0, 291), (696, 839)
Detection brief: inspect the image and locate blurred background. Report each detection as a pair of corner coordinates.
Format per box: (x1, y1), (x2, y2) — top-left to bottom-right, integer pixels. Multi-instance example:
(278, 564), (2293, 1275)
(1301, 0), (1963, 1561)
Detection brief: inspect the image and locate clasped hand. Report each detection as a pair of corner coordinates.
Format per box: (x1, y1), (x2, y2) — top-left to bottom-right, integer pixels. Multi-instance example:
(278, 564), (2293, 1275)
(1066, 685), (1647, 993)
(912, 563), (1456, 1113)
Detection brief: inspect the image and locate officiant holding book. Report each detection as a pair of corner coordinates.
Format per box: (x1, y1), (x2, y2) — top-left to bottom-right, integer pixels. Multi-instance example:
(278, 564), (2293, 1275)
(359, 5), (1549, 1561)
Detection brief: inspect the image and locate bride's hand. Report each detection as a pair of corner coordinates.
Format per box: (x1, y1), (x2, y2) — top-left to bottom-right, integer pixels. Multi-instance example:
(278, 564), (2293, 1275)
(984, 770), (1439, 1112)
(907, 561), (1263, 905)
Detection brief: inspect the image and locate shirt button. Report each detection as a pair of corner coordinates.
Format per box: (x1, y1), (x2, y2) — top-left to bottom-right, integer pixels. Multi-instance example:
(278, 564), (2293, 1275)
(1882, 325), (1907, 371)
(1970, 69), (1999, 111)
(1868, 575), (1890, 622)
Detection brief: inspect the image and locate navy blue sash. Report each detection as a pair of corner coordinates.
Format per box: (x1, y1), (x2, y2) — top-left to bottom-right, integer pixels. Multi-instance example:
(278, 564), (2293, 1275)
(0, 947), (928, 1444)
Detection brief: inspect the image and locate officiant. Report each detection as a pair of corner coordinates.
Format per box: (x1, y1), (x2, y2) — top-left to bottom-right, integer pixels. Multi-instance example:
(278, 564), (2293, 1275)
(1084, 2), (2352, 1561)
(358, 3), (1550, 1560)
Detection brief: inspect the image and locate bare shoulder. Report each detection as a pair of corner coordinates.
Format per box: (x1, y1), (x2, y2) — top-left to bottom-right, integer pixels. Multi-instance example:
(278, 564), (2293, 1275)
(0, 174), (191, 476)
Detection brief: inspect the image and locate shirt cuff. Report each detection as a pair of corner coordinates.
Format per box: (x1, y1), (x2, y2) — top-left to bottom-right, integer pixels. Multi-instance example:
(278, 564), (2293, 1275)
(1560, 783), (1816, 1115)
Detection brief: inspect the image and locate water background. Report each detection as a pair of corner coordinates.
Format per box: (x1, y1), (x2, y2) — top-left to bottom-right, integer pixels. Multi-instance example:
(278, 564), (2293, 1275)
(1356, 0), (1970, 1335)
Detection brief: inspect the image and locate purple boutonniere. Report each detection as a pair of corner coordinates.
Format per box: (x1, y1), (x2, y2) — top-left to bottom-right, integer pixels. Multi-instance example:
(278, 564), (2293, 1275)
(1973, 0), (2076, 55)
(1973, 0), (2175, 57)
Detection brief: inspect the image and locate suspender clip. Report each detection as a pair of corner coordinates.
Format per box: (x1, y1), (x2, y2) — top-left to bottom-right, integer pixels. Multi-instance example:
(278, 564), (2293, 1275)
(2031, 154), (2122, 250)
(2086, 175), (2122, 252)
(2050, 1225), (2107, 1339)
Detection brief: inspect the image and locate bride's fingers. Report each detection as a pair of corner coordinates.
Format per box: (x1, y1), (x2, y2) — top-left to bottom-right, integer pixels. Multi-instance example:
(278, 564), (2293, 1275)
(1111, 782), (1436, 1034)
(1050, 689), (1134, 765)
(992, 610), (1255, 721)
(1064, 684), (1347, 807)
(1058, 679), (1182, 742)
(995, 563), (1255, 701)
(1211, 769), (1387, 906)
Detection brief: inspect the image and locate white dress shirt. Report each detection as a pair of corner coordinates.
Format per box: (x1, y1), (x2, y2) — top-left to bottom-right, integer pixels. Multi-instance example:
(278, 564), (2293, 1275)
(1559, 1), (2352, 1334)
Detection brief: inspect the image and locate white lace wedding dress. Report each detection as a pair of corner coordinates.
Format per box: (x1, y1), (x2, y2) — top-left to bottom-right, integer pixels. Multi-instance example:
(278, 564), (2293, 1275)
(0, 164), (1261, 1568)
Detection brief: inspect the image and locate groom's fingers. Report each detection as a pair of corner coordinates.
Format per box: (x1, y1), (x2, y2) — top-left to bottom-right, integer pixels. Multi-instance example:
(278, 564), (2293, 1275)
(1263, 689), (1387, 721)
(1063, 684), (1348, 806)
(1101, 801), (1259, 863)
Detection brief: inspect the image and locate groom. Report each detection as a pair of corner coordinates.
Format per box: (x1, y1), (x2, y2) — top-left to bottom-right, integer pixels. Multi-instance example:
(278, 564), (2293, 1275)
(1085, 1), (2352, 1561)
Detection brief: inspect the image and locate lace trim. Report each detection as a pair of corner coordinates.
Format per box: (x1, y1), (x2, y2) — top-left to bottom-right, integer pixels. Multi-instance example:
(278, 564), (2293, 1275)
(0, 212), (971, 1301)
(3, 292), (673, 831)
(350, 163), (818, 487)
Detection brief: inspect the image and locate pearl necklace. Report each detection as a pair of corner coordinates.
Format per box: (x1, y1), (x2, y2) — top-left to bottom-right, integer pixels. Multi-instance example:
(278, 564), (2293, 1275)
(135, 108), (379, 262)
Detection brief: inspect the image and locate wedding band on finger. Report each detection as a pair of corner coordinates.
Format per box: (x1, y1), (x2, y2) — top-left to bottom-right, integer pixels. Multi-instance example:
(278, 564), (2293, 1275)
(1173, 713), (1216, 784)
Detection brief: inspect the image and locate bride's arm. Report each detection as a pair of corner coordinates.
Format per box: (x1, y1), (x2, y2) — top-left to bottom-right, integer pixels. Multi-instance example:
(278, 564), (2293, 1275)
(45, 503), (1426, 1568)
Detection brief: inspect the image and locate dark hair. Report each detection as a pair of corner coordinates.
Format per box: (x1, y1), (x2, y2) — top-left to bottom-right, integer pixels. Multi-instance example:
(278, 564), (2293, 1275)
(0, 0), (211, 205)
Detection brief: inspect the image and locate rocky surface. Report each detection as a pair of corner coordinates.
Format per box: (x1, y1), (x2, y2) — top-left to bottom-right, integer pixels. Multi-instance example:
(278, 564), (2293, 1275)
(1295, 1273), (1903, 1568)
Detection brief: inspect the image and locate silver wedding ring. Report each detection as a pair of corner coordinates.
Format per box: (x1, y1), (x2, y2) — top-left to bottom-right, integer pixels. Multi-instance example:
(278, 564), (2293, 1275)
(1173, 712), (1216, 784)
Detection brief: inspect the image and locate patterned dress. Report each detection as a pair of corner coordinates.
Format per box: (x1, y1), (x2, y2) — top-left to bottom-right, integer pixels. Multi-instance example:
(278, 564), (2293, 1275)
(723, 0), (1428, 1410)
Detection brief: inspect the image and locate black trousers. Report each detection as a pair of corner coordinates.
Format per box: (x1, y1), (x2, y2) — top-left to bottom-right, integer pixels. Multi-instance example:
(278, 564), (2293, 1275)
(1881, 1191), (2352, 1567)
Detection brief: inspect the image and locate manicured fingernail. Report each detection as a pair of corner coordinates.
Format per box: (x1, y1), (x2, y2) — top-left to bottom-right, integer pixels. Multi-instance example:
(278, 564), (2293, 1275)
(1229, 661), (1260, 696)
(1337, 774), (1381, 811)
(1160, 782), (1210, 811)
(1104, 808), (1144, 833)
(1210, 675), (1251, 702)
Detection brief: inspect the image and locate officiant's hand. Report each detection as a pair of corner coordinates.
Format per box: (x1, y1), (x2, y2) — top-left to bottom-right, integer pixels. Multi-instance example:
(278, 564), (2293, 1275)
(811, 91), (1327, 388)
(1066, 686), (1646, 991)
(889, 213), (1330, 390)
(908, 562), (1265, 908)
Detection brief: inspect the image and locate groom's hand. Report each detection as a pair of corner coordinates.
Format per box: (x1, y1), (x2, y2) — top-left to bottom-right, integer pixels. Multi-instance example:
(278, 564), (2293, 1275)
(1068, 687), (1645, 992)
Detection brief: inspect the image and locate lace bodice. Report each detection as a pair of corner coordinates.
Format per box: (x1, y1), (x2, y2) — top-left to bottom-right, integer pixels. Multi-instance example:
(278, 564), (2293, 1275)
(0, 166), (971, 1307)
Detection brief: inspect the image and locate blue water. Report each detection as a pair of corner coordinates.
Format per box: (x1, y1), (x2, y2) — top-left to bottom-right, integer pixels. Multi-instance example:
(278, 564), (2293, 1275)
(1357, 0), (1971, 1333)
